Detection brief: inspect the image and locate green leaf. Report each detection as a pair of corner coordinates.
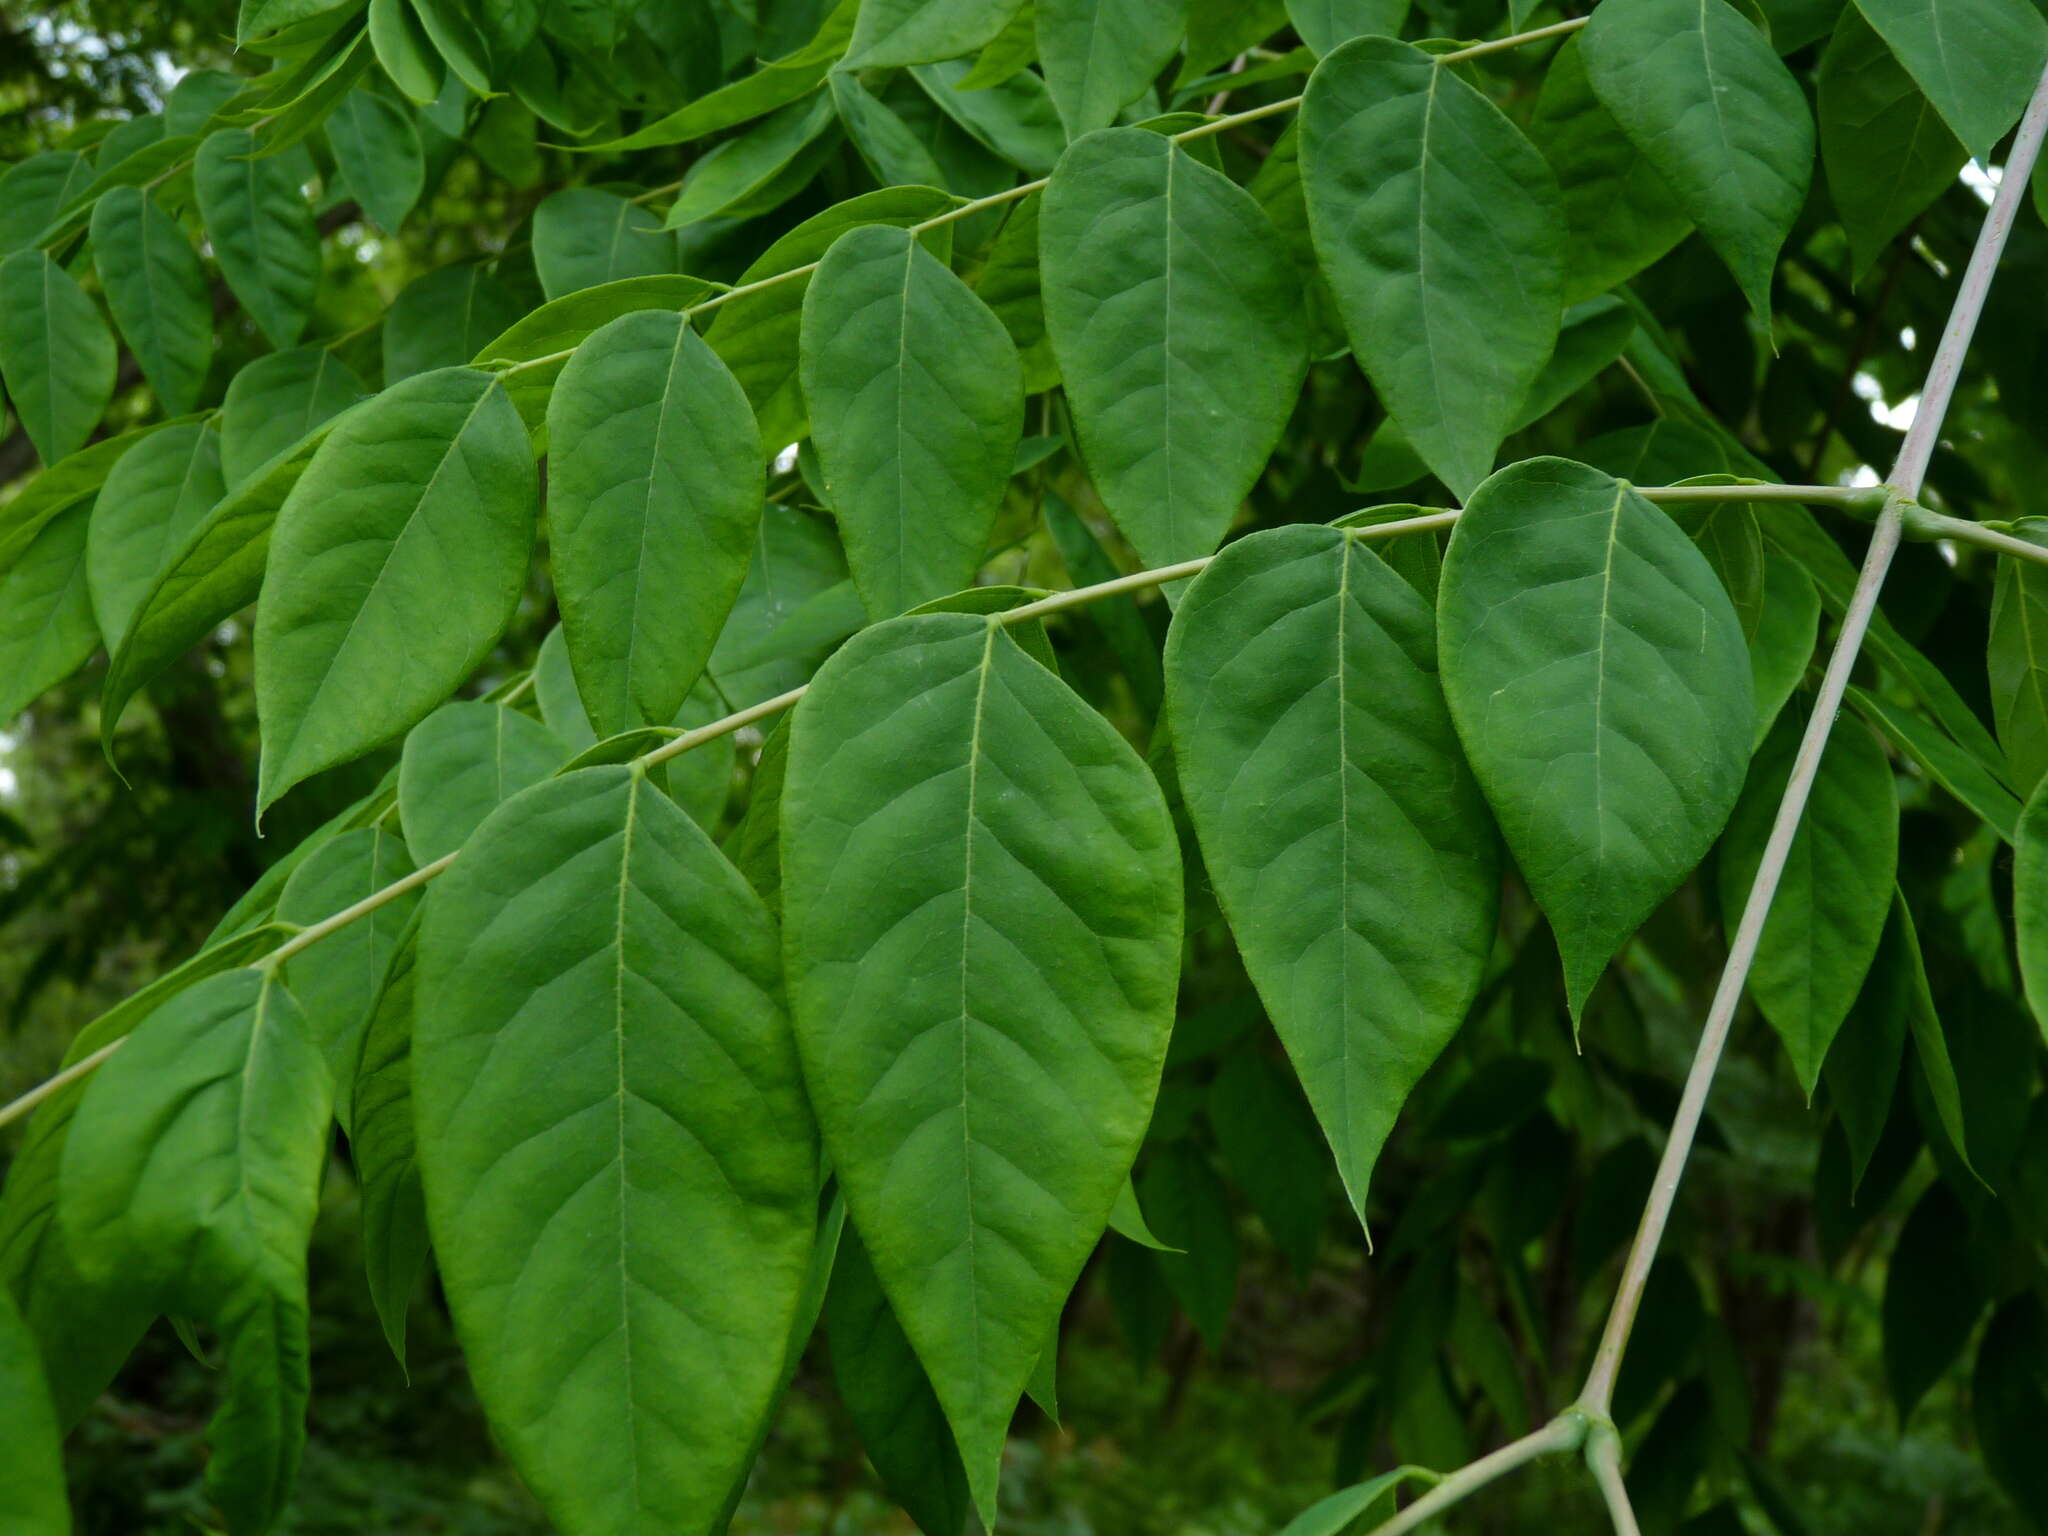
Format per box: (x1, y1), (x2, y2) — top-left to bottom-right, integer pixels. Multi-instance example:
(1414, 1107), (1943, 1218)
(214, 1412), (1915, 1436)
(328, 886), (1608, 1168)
(0, 1287), (67, 1535)
(830, 69), (950, 188)
(381, 263), (524, 386)
(708, 503), (865, 708)
(1851, 687), (2021, 842)
(1436, 458), (1753, 1018)
(825, 1227), (972, 1536)
(782, 613), (1182, 1520)
(276, 824), (420, 1127)
(0, 151), (92, 256)
(1530, 36), (1692, 307)
(849, 0), (1024, 67)
(1165, 525), (1498, 1221)
(2014, 775), (2048, 1045)
(256, 367), (534, 814)
(578, 0), (858, 152)
(0, 418), (199, 570)
(0, 503), (97, 725)
(1139, 1142), (1237, 1346)
(706, 185), (956, 447)
(1037, 0), (1185, 136)
(1718, 711), (1897, 1096)
(102, 414), (342, 744)
(86, 421), (226, 647)
(368, 0), (442, 103)
(90, 186), (213, 416)
(1816, 4), (1967, 283)
(60, 968), (332, 1536)
(1883, 1180), (1990, 1424)
(0, 250), (117, 467)
(1301, 38), (1565, 497)
(911, 57), (1067, 174)
(1278, 1467), (1437, 1536)
(547, 310), (762, 734)
(1974, 1298), (2048, 1526)
(326, 88), (424, 233)
(1207, 1049), (1328, 1276)
(802, 224), (1022, 617)
(220, 348), (367, 487)
(1823, 892), (1915, 1191)
(1581, 0), (1813, 322)
(1749, 549), (1819, 749)
(1989, 520), (2048, 798)
(351, 914), (426, 1371)
(662, 90), (839, 231)
(1850, 0), (2048, 162)
(1041, 128), (1307, 567)
(415, 765), (817, 1536)
(533, 188), (677, 300)
(398, 699), (568, 863)
(195, 127), (321, 347)
(1286, 0), (1408, 56)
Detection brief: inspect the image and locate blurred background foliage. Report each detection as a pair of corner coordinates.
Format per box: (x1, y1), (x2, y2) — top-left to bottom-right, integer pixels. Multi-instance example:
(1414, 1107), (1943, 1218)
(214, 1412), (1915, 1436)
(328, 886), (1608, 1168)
(2, 0), (2046, 1531)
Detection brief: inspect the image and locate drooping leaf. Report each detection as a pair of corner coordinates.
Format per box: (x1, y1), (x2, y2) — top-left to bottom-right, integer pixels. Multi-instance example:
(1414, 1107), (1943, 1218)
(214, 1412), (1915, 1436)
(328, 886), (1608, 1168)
(706, 185), (956, 447)
(911, 57), (1067, 174)
(86, 421), (226, 646)
(1850, 0), (2048, 162)
(0, 250), (118, 467)
(219, 348), (366, 487)
(1139, 1142), (1237, 1346)
(1036, 0), (1185, 137)
(0, 503), (97, 726)
(397, 699), (568, 864)
(661, 90), (840, 231)
(1581, 0), (1813, 321)
(1883, 1180), (1990, 1424)
(533, 188), (677, 300)
(195, 126), (321, 347)
(2014, 776), (2048, 1044)
(548, 310), (763, 735)
(1816, 5), (1968, 283)
(382, 264), (524, 385)
(801, 224), (1022, 617)
(276, 824), (420, 1127)
(1041, 128), (1307, 567)
(1749, 550), (1819, 749)
(825, 1227), (973, 1536)
(0, 1287), (68, 1535)
(1852, 686), (2020, 843)
(102, 414), (342, 743)
(1207, 1049), (1328, 1276)
(1529, 36), (1692, 307)
(326, 88), (424, 233)
(1166, 525), (1499, 1221)
(415, 765), (817, 1536)
(1286, 0), (1408, 56)
(59, 968), (332, 1536)
(90, 186), (213, 416)
(1301, 37), (1566, 496)
(368, 0), (442, 102)
(255, 366), (536, 814)
(849, 0), (1024, 67)
(781, 613), (1182, 1520)
(1824, 892), (1917, 1191)
(830, 69), (950, 188)
(0, 151), (92, 256)
(351, 913), (426, 1371)
(1719, 711), (1898, 1096)
(1989, 520), (2048, 799)
(1436, 458), (1753, 1018)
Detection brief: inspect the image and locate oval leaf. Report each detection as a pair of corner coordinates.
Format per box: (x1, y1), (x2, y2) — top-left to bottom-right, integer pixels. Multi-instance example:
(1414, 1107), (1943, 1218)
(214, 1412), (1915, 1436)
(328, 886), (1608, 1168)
(195, 126), (320, 347)
(255, 366), (536, 814)
(0, 250), (118, 467)
(91, 186), (213, 416)
(1165, 525), (1500, 1223)
(86, 421), (226, 646)
(1437, 458), (1753, 1017)
(415, 765), (817, 1536)
(220, 347), (366, 488)
(1041, 127), (1308, 568)
(1037, 0), (1185, 136)
(782, 613), (1183, 1521)
(397, 698), (569, 864)
(0, 502), (97, 725)
(1301, 37), (1566, 497)
(801, 224), (1023, 618)
(548, 310), (764, 735)
(1850, 0), (2048, 163)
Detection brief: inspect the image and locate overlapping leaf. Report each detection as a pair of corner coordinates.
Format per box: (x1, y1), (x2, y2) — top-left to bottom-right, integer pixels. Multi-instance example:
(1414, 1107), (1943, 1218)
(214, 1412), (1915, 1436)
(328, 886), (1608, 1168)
(91, 187), (212, 416)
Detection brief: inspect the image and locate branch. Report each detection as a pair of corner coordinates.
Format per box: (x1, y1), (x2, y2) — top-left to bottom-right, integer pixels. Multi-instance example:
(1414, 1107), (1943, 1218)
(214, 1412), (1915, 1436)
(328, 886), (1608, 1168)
(1585, 1425), (1641, 1536)
(1361, 1413), (1588, 1536)
(1573, 58), (2048, 1422)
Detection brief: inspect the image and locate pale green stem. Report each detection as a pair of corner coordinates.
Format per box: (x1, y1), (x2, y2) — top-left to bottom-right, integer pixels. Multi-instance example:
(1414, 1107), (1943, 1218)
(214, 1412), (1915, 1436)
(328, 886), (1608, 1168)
(1585, 1424), (1641, 1536)
(0, 1040), (126, 1129)
(261, 852), (458, 969)
(1575, 57), (2048, 1423)
(1439, 14), (1587, 61)
(1361, 1413), (1588, 1536)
